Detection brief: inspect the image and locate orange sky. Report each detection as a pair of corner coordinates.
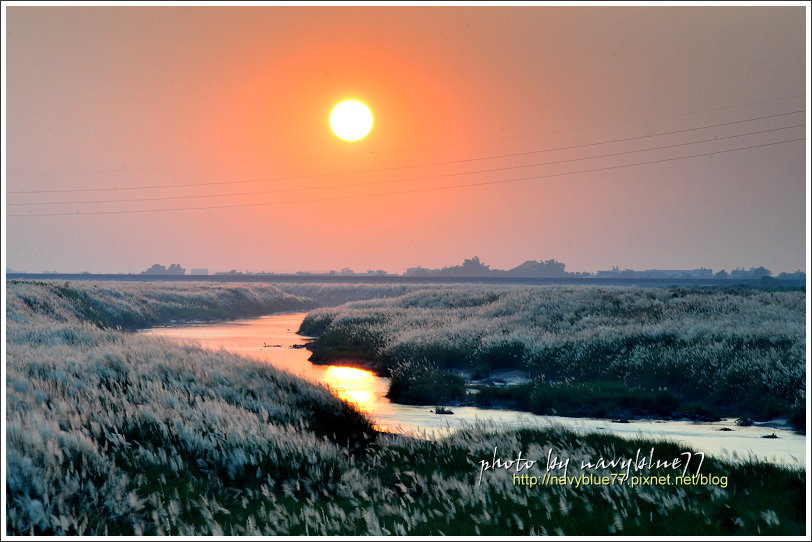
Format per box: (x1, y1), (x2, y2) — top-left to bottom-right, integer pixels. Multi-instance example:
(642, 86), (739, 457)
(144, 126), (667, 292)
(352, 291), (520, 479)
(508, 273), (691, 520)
(5, 5), (808, 274)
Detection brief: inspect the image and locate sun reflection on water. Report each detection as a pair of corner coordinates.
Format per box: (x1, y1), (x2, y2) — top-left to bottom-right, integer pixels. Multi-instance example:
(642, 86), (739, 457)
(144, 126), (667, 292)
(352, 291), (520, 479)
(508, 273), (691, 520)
(323, 366), (378, 413)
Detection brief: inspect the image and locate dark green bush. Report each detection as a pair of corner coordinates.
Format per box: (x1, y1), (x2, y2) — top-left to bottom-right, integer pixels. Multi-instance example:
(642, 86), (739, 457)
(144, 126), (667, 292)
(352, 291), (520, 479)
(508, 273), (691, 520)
(678, 402), (722, 422)
(528, 381), (681, 418)
(786, 404), (806, 433)
(474, 383), (534, 409)
(386, 360), (466, 405)
(472, 337), (528, 375)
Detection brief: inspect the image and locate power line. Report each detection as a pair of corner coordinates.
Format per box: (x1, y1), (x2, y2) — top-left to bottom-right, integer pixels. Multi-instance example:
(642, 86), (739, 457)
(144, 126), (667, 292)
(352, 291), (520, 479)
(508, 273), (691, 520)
(9, 123), (803, 207)
(457, 94), (807, 146)
(8, 109), (805, 195)
(9, 137), (804, 218)
(7, 93), (804, 177)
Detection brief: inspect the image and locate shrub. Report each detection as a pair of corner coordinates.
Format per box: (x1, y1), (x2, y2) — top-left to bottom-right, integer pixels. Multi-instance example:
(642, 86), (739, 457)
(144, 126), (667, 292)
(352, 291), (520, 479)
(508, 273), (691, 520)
(386, 360), (466, 405)
(474, 383), (534, 409)
(528, 381), (682, 418)
(786, 403), (806, 433)
(679, 402), (722, 422)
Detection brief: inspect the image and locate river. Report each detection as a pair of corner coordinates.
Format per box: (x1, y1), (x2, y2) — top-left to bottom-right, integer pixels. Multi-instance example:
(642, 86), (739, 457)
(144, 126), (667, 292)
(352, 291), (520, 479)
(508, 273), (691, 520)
(140, 312), (805, 467)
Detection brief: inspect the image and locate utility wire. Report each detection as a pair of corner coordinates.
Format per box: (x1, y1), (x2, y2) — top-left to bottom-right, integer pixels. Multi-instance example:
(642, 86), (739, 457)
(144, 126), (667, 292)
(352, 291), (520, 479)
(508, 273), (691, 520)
(8, 109), (805, 195)
(7, 93), (804, 177)
(9, 123), (804, 207)
(9, 137), (804, 217)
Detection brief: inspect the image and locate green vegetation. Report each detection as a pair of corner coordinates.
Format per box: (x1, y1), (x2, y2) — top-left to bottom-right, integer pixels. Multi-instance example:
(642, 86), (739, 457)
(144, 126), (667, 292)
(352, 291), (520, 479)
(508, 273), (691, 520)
(275, 282), (425, 308)
(475, 381), (683, 419)
(360, 426), (806, 536)
(6, 281), (373, 535)
(301, 286), (806, 429)
(6, 280), (806, 535)
(9, 279), (316, 330)
(386, 360), (466, 404)
(787, 404), (807, 433)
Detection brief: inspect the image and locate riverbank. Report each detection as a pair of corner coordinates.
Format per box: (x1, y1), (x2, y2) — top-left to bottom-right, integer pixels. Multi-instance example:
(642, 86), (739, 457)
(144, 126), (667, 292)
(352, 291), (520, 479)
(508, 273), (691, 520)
(300, 285), (806, 432)
(143, 311), (805, 465)
(6, 280), (807, 535)
(308, 344), (805, 431)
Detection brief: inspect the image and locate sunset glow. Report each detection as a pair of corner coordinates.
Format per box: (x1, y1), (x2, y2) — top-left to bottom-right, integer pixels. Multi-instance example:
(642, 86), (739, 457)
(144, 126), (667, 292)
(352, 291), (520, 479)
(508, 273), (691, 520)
(5, 7), (805, 276)
(3, 5), (808, 537)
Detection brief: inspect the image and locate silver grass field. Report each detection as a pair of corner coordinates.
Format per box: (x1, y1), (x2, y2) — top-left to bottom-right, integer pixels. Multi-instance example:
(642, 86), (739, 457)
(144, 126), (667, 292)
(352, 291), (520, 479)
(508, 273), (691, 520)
(301, 285), (805, 423)
(5, 280), (806, 535)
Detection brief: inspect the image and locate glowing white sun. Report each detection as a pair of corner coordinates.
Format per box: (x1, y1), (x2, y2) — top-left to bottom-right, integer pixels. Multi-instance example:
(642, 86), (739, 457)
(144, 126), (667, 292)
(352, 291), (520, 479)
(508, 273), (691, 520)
(330, 100), (374, 141)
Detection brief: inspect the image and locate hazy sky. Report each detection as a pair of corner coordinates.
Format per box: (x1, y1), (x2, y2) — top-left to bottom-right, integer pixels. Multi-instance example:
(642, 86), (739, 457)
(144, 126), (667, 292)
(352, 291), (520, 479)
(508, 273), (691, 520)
(4, 5), (808, 274)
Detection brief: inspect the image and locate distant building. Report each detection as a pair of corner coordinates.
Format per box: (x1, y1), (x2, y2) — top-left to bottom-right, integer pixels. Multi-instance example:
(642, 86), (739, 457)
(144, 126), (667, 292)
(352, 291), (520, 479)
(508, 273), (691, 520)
(596, 267), (635, 278)
(729, 267), (772, 280)
(596, 267), (713, 279)
(190, 268), (208, 275)
(405, 267), (430, 276)
(777, 270), (805, 281)
(641, 268), (713, 279)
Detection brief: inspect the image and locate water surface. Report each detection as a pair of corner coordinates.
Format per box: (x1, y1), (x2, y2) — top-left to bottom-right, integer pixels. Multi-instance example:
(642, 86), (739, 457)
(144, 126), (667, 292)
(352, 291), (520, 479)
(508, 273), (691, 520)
(141, 312), (805, 466)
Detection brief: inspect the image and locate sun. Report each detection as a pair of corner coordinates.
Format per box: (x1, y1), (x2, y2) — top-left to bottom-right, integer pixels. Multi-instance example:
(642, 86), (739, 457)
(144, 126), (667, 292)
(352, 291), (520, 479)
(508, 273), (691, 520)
(330, 100), (374, 141)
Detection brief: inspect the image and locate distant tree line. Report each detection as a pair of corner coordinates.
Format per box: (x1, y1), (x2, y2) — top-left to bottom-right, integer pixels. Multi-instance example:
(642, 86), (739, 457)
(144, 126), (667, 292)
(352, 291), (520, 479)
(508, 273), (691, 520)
(139, 259), (804, 281)
(141, 263), (186, 275)
(405, 256), (578, 278)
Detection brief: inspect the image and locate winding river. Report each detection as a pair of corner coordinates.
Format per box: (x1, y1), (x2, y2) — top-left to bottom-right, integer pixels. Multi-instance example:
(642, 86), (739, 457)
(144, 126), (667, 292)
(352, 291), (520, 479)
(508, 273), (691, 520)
(140, 312), (805, 467)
